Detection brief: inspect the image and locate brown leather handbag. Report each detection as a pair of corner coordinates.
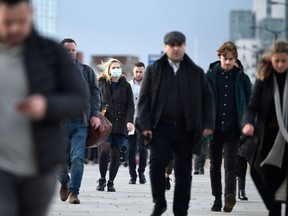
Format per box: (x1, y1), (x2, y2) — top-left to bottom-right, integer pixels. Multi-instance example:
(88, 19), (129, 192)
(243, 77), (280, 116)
(86, 112), (112, 148)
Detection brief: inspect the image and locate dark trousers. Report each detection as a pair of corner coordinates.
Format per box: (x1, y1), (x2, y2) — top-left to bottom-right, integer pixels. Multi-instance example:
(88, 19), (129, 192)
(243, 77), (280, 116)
(194, 138), (209, 171)
(149, 121), (195, 216)
(0, 168), (57, 216)
(128, 132), (148, 178)
(209, 131), (239, 198)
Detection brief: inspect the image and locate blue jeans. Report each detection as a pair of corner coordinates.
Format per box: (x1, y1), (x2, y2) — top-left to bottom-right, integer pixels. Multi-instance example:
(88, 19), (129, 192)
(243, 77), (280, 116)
(58, 119), (88, 194)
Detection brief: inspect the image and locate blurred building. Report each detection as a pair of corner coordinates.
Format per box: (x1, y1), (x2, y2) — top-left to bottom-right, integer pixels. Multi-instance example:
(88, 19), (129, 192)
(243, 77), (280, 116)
(230, 0), (287, 82)
(90, 55), (139, 80)
(31, 0), (58, 39)
(230, 10), (255, 41)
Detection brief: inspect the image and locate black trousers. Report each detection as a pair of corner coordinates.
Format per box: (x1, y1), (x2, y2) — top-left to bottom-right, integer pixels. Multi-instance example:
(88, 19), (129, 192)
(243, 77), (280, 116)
(128, 132), (148, 178)
(149, 121), (195, 216)
(209, 131), (240, 198)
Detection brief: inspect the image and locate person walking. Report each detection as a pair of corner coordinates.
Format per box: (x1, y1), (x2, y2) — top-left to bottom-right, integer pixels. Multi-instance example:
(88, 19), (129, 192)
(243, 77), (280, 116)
(58, 38), (101, 204)
(0, 0), (88, 215)
(206, 41), (252, 212)
(237, 136), (249, 201)
(96, 58), (134, 192)
(128, 62), (148, 185)
(194, 137), (209, 175)
(242, 40), (288, 216)
(136, 31), (214, 216)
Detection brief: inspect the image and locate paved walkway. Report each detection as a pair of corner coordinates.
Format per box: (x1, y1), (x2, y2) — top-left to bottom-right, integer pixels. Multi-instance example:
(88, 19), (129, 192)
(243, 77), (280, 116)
(48, 160), (276, 216)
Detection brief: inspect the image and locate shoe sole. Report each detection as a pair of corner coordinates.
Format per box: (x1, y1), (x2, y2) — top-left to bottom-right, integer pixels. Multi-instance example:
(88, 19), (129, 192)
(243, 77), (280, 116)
(69, 200), (80, 204)
(96, 187), (105, 191)
(151, 206), (167, 216)
(223, 194), (236, 212)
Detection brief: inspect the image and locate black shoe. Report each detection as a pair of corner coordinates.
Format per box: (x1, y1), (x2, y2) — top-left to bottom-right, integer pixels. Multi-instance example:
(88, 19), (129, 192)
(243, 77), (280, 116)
(194, 170), (200, 175)
(223, 193), (236, 212)
(211, 198), (222, 211)
(199, 169), (204, 174)
(238, 190), (248, 200)
(150, 204), (167, 216)
(129, 177), (136, 184)
(165, 177), (171, 190)
(107, 180), (116, 192)
(96, 178), (106, 191)
(139, 173), (146, 184)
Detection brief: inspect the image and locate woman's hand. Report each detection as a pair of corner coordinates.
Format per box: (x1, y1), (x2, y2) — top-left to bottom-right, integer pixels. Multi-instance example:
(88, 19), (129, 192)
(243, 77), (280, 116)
(242, 123), (254, 136)
(126, 122), (134, 132)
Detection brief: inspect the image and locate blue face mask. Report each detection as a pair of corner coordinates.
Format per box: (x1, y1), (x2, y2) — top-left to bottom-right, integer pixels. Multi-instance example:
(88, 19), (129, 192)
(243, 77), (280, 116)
(111, 69), (122, 77)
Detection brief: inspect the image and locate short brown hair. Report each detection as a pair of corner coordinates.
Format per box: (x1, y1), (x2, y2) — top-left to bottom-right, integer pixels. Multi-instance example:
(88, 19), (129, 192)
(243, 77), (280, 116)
(217, 41), (238, 59)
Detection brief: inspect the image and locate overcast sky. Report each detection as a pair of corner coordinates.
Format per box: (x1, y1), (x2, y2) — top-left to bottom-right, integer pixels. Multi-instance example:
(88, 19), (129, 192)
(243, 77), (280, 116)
(57, 0), (252, 70)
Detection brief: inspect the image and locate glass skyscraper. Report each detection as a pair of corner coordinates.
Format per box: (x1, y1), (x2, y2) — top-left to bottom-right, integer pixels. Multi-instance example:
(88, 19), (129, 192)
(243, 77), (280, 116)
(31, 0), (58, 39)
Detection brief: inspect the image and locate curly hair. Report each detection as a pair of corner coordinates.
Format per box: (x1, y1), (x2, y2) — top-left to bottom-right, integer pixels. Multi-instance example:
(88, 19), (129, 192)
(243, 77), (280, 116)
(217, 41), (238, 59)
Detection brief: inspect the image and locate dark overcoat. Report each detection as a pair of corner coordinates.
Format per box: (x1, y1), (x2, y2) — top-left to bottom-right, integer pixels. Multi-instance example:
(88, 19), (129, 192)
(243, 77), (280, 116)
(242, 72), (287, 209)
(137, 53), (214, 151)
(24, 30), (87, 174)
(98, 75), (134, 136)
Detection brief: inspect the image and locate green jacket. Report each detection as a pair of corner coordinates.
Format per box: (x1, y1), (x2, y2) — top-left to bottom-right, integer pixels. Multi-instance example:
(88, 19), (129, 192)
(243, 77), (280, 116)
(206, 60), (252, 132)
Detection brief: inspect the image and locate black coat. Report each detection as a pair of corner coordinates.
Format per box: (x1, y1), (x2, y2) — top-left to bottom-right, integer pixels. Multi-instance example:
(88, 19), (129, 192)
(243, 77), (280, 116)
(24, 30), (87, 174)
(98, 76), (134, 136)
(242, 72), (287, 209)
(137, 54), (214, 146)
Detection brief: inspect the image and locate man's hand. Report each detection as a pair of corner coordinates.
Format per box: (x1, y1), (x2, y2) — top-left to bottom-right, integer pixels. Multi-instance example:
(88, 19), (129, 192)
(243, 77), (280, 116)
(16, 94), (47, 121)
(90, 116), (100, 129)
(203, 128), (213, 139)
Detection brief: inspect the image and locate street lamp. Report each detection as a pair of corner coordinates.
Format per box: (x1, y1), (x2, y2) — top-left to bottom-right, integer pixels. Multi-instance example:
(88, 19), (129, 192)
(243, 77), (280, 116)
(270, 0), (288, 40)
(270, 0), (288, 5)
(251, 25), (287, 40)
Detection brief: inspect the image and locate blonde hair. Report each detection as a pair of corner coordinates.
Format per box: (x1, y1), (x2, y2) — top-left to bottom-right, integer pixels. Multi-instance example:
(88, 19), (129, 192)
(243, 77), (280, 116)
(98, 58), (122, 81)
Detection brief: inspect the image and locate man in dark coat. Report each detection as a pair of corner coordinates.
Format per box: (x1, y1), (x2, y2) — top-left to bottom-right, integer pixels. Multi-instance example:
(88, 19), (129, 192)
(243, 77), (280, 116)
(137, 31), (214, 216)
(206, 41), (252, 212)
(0, 0), (87, 215)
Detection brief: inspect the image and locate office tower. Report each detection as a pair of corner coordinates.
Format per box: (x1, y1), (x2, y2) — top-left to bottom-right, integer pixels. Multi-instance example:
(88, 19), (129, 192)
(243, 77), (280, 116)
(31, 0), (58, 39)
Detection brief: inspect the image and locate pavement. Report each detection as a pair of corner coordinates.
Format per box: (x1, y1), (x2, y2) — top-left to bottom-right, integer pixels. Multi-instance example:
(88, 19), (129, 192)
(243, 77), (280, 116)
(47, 159), (275, 216)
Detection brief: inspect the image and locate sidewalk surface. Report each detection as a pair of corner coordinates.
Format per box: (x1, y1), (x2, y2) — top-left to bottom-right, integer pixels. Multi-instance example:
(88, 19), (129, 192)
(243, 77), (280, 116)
(48, 160), (273, 216)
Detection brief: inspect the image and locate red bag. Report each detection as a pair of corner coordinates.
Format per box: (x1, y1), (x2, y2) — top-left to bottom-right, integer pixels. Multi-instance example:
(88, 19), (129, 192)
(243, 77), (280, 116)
(86, 113), (112, 148)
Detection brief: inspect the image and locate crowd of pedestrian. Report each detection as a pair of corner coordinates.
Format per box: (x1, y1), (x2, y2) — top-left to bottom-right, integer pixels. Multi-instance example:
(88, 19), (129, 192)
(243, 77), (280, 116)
(0, 0), (287, 215)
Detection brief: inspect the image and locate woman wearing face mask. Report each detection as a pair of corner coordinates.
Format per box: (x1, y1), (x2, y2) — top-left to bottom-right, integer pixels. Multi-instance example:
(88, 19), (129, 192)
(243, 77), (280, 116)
(96, 58), (134, 192)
